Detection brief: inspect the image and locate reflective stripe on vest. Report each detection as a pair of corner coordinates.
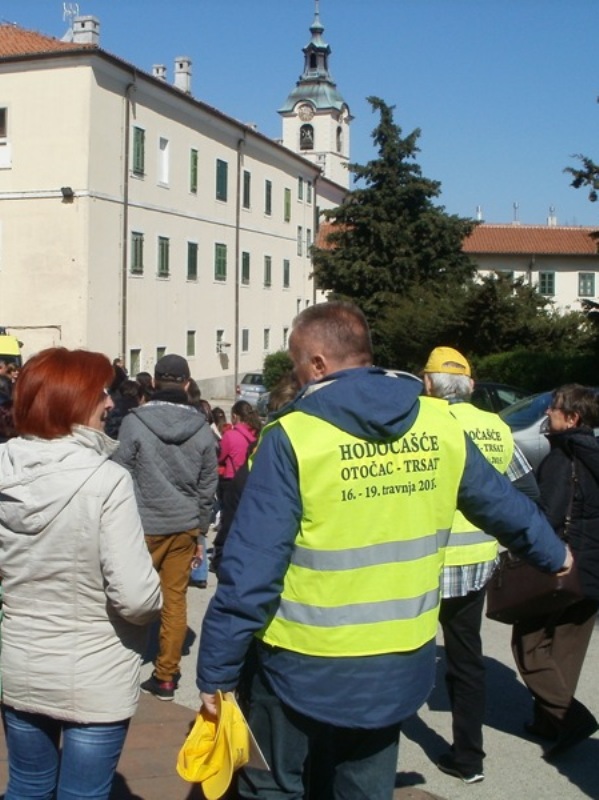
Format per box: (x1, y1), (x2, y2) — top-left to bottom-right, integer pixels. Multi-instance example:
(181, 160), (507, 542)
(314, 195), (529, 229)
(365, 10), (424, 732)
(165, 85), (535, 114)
(256, 398), (467, 657)
(445, 402), (514, 567)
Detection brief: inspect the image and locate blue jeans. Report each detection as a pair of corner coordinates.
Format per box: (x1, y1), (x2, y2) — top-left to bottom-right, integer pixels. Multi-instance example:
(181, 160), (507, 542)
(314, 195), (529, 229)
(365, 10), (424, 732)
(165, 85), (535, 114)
(2, 706), (129, 800)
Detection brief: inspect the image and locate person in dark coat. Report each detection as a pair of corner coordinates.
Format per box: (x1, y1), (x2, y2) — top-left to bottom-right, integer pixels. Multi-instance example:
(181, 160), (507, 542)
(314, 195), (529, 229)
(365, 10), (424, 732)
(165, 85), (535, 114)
(512, 383), (599, 760)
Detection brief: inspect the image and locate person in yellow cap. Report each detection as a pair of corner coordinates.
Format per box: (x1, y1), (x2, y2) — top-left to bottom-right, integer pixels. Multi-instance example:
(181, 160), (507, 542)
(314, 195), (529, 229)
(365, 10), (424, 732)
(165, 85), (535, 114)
(197, 302), (570, 800)
(423, 345), (539, 784)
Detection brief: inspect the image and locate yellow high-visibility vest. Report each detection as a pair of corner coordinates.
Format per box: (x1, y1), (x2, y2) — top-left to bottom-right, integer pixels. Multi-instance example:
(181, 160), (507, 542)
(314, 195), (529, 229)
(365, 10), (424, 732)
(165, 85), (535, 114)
(445, 402), (514, 567)
(256, 398), (467, 657)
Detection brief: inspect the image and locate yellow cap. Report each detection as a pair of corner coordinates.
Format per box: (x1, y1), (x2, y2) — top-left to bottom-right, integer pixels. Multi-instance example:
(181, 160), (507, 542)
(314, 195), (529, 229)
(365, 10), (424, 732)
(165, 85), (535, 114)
(423, 346), (471, 376)
(176, 691), (250, 798)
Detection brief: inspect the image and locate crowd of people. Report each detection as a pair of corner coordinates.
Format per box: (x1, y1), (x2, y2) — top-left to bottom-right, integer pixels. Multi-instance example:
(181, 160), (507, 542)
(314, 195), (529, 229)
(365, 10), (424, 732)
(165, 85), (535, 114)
(0, 302), (597, 799)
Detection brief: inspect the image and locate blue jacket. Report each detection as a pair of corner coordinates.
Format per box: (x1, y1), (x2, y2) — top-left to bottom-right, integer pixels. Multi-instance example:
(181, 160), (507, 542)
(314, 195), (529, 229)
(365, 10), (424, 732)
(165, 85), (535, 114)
(197, 367), (566, 728)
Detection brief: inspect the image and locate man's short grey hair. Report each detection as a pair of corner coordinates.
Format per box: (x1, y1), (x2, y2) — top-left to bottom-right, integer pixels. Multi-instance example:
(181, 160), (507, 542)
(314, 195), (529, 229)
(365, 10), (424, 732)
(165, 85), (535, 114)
(427, 372), (472, 401)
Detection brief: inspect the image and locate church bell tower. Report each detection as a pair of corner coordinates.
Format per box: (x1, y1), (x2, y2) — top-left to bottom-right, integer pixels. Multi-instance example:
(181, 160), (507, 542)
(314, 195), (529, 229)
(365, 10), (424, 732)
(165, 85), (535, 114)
(279, 1), (351, 188)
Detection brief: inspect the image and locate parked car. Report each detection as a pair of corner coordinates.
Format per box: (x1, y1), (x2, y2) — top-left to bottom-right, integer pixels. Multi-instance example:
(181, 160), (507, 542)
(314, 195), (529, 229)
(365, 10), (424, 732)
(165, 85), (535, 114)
(500, 390), (553, 469)
(471, 382), (531, 414)
(236, 372), (267, 407)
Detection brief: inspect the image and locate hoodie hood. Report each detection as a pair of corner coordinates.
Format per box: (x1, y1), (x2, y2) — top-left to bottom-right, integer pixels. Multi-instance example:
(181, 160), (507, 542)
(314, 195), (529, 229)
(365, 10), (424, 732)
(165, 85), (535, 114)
(548, 427), (599, 484)
(281, 367), (423, 440)
(0, 426), (118, 535)
(130, 401), (206, 445)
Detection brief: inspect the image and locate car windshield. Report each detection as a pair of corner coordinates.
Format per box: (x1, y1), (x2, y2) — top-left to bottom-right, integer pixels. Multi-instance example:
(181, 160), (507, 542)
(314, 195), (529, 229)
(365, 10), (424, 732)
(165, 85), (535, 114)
(241, 374), (263, 386)
(500, 391), (552, 430)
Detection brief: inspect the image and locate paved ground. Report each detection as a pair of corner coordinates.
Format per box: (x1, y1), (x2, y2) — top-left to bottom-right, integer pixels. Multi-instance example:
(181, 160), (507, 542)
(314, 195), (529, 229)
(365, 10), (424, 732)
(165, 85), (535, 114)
(1, 553), (598, 798)
(1, 489), (598, 798)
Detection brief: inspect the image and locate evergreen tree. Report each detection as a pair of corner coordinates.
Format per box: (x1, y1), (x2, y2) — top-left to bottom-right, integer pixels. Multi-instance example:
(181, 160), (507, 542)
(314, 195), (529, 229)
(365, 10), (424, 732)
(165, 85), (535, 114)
(311, 97), (476, 365)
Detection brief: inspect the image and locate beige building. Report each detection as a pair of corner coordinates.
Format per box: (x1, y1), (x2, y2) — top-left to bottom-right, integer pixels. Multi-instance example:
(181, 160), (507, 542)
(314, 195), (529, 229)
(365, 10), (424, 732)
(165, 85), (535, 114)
(0, 10), (347, 395)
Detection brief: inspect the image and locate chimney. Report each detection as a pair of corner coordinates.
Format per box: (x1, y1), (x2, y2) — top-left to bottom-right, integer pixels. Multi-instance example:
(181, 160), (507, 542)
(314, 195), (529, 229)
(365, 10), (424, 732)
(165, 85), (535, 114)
(174, 57), (192, 94)
(547, 206), (558, 227)
(153, 65), (167, 81)
(72, 15), (100, 46)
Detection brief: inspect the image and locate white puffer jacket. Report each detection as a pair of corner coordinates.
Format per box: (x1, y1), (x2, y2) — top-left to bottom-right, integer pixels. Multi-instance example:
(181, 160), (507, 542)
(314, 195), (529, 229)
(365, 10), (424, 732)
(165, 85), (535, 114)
(0, 426), (162, 723)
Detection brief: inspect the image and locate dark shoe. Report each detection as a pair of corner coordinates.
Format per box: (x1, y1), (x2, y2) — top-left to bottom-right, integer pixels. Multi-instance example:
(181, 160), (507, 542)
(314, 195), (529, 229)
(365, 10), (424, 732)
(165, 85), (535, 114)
(189, 579), (208, 588)
(544, 717), (599, 761)
(437, 753), (484, 784)
(524, 721), (559, 741)
(140, 674), (175, 701)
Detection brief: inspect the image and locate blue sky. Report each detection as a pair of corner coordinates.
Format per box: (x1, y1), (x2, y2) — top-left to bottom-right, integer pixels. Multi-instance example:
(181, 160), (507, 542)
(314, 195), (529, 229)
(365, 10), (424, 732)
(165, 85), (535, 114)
(3, 0), (598, 226)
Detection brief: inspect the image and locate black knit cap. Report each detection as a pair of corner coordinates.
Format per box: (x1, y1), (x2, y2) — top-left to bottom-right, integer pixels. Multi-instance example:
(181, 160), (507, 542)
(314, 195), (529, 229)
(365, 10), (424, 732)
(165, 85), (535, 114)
(154, 354), (190, 382)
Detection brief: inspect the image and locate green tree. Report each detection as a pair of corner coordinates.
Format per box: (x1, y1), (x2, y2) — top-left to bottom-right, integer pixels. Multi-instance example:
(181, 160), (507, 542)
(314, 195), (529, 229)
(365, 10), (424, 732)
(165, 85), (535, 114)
(262, 350), (293, 390)
(311, 96), (476, 365)
(565, 154), (599, 202)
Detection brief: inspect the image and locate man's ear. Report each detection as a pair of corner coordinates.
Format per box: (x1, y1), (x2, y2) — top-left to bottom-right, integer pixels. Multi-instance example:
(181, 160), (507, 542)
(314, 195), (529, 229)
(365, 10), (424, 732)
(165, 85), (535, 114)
(311, 353), (327, 379)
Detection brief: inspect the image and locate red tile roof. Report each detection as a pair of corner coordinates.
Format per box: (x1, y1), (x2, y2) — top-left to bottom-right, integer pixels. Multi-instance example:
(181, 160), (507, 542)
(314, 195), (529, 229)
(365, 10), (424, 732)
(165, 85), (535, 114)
(0, 24), (95, 57)
(464, 224), (599, 256)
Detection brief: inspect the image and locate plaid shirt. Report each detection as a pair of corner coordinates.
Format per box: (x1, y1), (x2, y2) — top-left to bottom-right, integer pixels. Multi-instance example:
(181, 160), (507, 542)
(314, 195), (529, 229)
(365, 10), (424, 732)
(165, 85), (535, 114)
(441, 442), (532, 599)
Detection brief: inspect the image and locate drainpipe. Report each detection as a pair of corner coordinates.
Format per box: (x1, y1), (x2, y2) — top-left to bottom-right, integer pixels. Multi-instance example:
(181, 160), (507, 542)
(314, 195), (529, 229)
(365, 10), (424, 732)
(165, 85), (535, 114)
(234, 134), (246, 395)
(121, 77), (136, 365)
(311, 171), (321, 304)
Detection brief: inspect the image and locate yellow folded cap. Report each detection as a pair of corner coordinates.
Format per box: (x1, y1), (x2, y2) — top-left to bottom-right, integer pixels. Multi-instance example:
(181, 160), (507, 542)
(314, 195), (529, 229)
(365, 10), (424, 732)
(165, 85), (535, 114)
(176, 691), (250, 799)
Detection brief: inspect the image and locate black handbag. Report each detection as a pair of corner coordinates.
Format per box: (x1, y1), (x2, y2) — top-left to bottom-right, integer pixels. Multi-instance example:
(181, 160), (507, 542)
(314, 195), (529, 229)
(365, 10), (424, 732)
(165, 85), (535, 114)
(486, 459), (584, 625)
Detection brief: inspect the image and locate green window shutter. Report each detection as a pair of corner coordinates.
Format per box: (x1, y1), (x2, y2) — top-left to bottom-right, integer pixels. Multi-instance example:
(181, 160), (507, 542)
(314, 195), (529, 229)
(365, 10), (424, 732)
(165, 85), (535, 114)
(215, 243), (227, 281)
(216, 159), (228, 201)
(187, 242), (198, 280)
(284, 188), (291, 222)
(133, 127), (145, 175)
(190, 149), (198, 193)
(158, 237), (170, 277)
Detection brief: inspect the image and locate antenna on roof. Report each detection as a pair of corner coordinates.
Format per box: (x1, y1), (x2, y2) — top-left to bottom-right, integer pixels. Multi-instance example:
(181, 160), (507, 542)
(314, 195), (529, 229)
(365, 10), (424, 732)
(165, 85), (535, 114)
(61, 3), (79, 41)
(63, 2), (80, 23)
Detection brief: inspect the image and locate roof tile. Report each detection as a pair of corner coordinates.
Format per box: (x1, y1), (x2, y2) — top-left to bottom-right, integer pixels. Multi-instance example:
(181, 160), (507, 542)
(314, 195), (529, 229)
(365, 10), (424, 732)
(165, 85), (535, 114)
(0, 24), (95, 57)
(463, 224), (599, 256)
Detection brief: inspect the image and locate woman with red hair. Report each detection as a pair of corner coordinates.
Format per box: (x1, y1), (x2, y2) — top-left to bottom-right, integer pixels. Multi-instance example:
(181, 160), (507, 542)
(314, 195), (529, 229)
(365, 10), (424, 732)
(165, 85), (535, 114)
(0, 348), (162, 800)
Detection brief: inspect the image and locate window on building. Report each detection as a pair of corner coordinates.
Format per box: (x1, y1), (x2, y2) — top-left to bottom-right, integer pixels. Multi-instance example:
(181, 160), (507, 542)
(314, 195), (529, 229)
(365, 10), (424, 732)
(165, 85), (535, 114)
(132, 127), (145, 176)
(263, 328), (270, 351)
(539, 271), (555, 296)
(265, 180), (272, 215)
(306, 228), (312, 252)
(297, 298), (302, 314)
(283, 259), (290, 288)
(579, 272), (595, 297)
(300, 124), (314, 150)
(156, 346), (166, 362)
(131, 231), (144, 275)
(216, 159), (228, 201)
(214, 243), (227, 281)
(216, 329), (225, 354)
(190, 148), (198, 194)
(241, 251), (250, 285)
(187, 330), (196, 357)
(0, 108), (9, 168)
(306, 180), (313, 204)
(187, 242), (198, 281)
(336, 126), (343, 153)
(264, 255), (272, 287)
(243, 170), (251, 209)
(129, 348), (141, 375)
(158, 137), (169, 184)
(298, 177), (304, 200)
(157, 236), (170, 278)
(284, 188), (291, 222)
(241, 328), (250, 353)
(283, 327), (289, 349)
(297, 226), (303, 256)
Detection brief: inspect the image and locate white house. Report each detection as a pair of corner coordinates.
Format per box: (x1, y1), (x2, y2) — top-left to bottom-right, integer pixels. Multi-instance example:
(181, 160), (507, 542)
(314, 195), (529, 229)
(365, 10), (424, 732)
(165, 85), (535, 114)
(463, 223), (599, 312)
(0, 8), (348, 395)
